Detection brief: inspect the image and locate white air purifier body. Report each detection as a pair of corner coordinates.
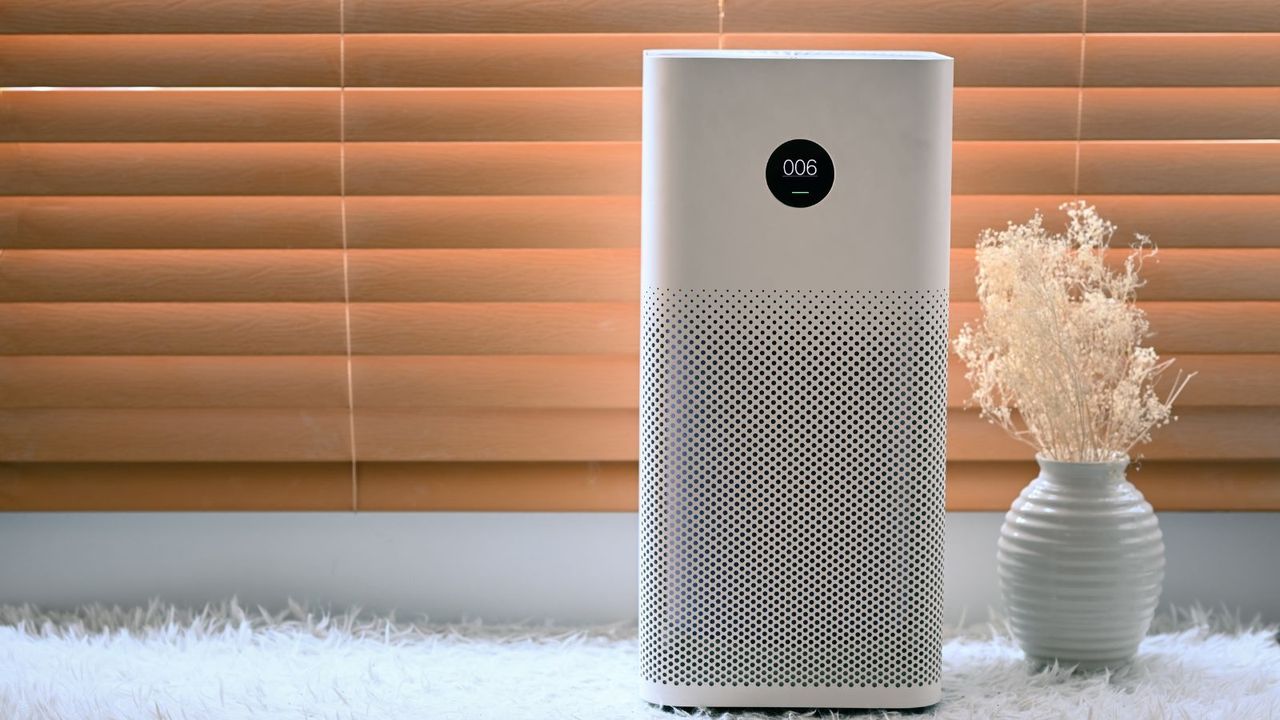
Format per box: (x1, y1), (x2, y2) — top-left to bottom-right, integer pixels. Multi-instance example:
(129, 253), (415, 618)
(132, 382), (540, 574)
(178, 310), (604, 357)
(639, 50), (953, 709)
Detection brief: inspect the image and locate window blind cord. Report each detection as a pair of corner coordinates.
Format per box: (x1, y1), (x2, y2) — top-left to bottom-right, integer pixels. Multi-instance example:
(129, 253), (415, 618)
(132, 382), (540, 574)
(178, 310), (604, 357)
(338, 0), (359, 512)
(1073, 0), (1088, 196)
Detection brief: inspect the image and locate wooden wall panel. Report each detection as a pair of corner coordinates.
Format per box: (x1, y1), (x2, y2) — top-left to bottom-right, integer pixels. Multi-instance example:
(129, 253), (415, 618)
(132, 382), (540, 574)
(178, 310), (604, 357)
(343, 0), (719, 33)
(342, 407), (1280, 462)
(0, 463), (354, 511)
(343, 34), (717, 87)
(0, 90), (341, 143)
(0, 356), (351, 409)
(1086, 0), (1280, 33)
(345, 195), (1280, 250)
(349, 354), (1280, 410)
(345, 302), (1280, 356)
(342, 142), (639, 196)
(1, 409), (353, 461)
(0, 250), (347, 302)
(0, 197), (344, 249)
(952, 195), (1280, 249)
(4, 460), (1274, 512)
(1084, 34), (1280, 87)
(0, 35), (341, 87)
(723, 0), (1083, 33)
(2, 1), (1277, 511)
(350, 461), (1280, 512)
(0, 0), (340, 33)
(1, 303), (349, 355)
(343, 196), (638, 249)
(724, 34), (1084, 86)
(1081, 88), (1280, 140)
(1078, 142), (1280, 195)
(6, 354), (1272, 412)
(344, 89), (641, 142)
(0, 143), (341, 196)
(346, 248), (639, 302)
(343, 88), (1083, 142)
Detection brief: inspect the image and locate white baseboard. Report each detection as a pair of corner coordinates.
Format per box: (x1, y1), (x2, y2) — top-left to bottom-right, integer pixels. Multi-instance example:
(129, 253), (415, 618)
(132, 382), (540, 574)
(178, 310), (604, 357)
(1, 512), (1276, 623)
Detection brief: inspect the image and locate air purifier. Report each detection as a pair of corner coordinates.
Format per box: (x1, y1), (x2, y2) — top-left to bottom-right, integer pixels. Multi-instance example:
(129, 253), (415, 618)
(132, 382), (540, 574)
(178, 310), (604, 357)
(639, 50), (952, 709)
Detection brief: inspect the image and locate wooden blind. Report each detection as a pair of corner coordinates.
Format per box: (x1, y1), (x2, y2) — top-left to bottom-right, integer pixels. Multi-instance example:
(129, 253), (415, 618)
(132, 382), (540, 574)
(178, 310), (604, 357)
(1, 0), (1277, 511)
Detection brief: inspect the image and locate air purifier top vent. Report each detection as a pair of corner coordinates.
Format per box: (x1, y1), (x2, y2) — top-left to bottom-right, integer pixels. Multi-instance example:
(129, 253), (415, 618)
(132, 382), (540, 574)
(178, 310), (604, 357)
(644, 49), (951, 62)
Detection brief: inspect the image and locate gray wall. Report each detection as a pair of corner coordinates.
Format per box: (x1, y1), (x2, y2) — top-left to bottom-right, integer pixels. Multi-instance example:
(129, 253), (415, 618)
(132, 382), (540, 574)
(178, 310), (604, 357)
(1, 512), (1276, 624)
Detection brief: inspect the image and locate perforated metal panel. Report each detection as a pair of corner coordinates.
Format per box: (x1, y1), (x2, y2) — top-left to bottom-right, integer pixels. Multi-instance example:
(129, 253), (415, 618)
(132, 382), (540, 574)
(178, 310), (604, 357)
(639, 288), (947, 690)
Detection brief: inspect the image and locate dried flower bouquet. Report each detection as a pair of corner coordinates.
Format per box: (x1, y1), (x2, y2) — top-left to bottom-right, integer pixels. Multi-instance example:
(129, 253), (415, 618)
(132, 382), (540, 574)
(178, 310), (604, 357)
(953, 201), (1192, 463)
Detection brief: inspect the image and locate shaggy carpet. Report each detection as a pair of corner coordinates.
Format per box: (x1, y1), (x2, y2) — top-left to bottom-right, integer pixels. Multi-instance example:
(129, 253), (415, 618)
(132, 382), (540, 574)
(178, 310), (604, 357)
(1, 602), (1276, 720)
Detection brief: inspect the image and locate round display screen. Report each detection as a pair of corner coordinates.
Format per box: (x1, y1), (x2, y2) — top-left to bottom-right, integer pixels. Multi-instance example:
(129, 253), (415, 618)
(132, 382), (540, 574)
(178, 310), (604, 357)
(765, 139), (835, 208)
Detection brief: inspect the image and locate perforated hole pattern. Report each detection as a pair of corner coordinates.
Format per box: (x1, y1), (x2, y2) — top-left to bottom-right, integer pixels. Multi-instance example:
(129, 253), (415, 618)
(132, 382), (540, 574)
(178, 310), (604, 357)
(640, 288), (947, 690)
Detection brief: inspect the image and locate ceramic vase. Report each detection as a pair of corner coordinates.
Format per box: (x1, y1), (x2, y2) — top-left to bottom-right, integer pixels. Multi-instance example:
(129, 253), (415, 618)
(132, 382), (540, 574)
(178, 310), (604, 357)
(997, 455), (1165, 669)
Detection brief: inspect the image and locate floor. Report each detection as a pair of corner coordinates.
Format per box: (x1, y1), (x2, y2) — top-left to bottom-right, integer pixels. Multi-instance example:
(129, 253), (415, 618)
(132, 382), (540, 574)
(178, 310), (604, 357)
(1, 601), (1277, 719)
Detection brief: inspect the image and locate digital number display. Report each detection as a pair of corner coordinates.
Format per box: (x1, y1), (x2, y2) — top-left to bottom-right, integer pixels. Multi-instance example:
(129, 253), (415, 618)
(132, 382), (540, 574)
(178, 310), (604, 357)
(765, 139), (834, 208)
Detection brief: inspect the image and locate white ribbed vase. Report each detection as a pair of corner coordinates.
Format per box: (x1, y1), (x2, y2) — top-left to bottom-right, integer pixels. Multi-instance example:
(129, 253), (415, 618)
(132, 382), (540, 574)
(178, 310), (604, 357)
(997, 455), (1165, 669)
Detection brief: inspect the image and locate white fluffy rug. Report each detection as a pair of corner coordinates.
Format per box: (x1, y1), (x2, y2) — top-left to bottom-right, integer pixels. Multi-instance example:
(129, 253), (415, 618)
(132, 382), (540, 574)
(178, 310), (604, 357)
(1, 602), (1277, 719)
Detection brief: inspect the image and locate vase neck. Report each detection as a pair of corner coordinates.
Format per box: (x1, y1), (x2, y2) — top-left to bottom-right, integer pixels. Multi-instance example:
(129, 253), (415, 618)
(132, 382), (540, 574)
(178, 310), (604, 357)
(1035, 456), (1129, 485)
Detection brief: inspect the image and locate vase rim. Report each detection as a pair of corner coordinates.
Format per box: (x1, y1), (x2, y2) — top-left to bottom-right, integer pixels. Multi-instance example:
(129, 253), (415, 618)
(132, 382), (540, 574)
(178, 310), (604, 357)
(1034, 453), (1130, 468)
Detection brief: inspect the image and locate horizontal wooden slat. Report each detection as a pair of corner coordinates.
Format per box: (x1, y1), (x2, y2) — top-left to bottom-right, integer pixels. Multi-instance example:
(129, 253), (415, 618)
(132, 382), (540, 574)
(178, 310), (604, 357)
(951, 301), (1280, 354)
(4, 301), (1274, 356)
(350, 355), (638, 409)
(0, 90), (340, 142)
(723, 0), (1082, 33)
(342, 195), (1280, 250)
(1087, 0), (1280, 34)
(343, 142), (639, 196)
(347, 248), (636, 302)
(0, 303), (348, 355)
(954, 88), (1080, 141)
(954, 142), (1074, 194)
(0, 196), (343, 249)
(279, 248), (1280, 302)
(361, 354), (1278, 410)
(354, 461), (1280, 512)
(355, 461), (636, 511)
(13, 142), (1260, 201)
(724, 34), (1084, 87)
(0, 409), (353, 461)
(0, 356), (350, 408)
(951, 249), (1280, 301)
(343, 302), (1280, 355)
(4, 459), (1274, 512)
(1079, 142), (1280, 195)
(0, 250), (346, 302)
(4, 353), (1269, 410)
(343, 33), (716, 87)
(349, 303), (641, 355)
(951, 355), (1273, 409)
(951, 195), (1280, 249)
(0, 463), (354, 511)
(949, 407), (1280, 462)
(1082, 88), (1280, 140)
(1084, 34), (1280, 87)
(345, 196), (638, 249)
(0, 35), (340, 87)
(341, 88), (1081, 142)
(345, 0), (718, 33)
(19, 88), (1265, 144)
(0, 0), (339, 33)
(346, 407), (1280, 461)
(344, 88), (639, 142)
(339, 141), (1076, 196)
(0, 143), (340, 196)
(8, 194), (1262, 251)
(949, 461), (1280, 511)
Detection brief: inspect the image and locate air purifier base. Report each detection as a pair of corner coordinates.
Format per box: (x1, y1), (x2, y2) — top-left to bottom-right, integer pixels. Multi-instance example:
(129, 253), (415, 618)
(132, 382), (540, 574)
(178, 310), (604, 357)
(640, 680), (942, 710)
